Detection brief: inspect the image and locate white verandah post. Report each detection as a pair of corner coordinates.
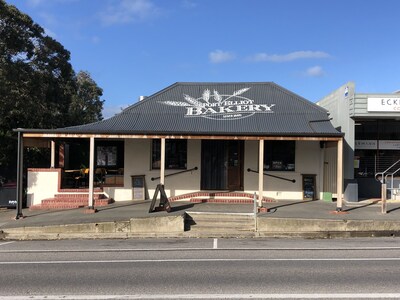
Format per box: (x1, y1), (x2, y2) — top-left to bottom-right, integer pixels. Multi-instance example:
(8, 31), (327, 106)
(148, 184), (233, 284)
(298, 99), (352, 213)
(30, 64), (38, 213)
(160, 138), (166, 185)
(15, 131), (24, 219)
(258, 139), (264, 207)
(88, 136), (95, 210)
(50, 140), (55, 168)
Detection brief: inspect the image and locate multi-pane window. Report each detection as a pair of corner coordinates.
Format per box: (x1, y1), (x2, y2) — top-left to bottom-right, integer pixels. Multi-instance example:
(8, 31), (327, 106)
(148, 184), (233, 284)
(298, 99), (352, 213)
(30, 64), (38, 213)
(264, 141), (295, 171)
(97, 146), (117, 166)
(152, 139), (187, 169)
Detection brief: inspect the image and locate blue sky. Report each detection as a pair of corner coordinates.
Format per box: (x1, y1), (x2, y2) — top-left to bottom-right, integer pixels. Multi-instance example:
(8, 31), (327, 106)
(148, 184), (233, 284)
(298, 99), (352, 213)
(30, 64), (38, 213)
(6, 0), (400, 118)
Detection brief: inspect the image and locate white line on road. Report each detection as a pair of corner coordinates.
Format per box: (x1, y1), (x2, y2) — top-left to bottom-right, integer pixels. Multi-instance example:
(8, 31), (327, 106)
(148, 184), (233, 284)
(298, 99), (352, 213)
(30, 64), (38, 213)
(213, 238), (218, 249)
(3, 246), (400, 253)
(1, 293), (400, 299)
(3, 257), (400, 264)
(0, 241), (14, 247)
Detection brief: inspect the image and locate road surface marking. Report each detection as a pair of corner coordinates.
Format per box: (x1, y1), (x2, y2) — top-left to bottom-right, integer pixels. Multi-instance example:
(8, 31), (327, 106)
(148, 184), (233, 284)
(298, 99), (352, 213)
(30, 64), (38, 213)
(3, 257), (400, 264)
(0, 241), (14, 247)
(1, 293), (400, 299)
(213, 238), (218, 249)
(2, 246), (400, 253)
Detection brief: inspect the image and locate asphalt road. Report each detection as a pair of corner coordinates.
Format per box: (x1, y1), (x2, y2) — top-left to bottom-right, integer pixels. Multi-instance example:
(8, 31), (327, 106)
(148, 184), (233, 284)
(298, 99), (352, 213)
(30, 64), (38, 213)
(1, 238), (400, 299)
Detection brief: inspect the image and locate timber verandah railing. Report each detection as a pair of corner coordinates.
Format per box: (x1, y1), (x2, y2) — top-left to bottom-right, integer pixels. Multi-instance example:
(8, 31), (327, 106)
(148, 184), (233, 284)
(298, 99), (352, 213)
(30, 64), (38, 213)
(247, 168), (296, 183)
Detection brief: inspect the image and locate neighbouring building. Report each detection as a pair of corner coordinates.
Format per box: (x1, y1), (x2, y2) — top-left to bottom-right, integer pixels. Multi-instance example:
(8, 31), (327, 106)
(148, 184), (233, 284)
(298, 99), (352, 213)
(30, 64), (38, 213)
(14, 82), (345, 217)
(318, 82), (400, 200)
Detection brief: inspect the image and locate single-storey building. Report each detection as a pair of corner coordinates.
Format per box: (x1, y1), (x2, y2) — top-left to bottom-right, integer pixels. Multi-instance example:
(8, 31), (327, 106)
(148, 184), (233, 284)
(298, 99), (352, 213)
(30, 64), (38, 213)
(318, 82), (400, 201)
(15, 82), (344, 218)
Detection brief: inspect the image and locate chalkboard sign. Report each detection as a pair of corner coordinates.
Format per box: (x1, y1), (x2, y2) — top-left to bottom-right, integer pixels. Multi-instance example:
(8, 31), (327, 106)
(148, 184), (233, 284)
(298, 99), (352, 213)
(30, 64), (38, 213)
(133, 176), (144, 188)
(131, 175), (146, 200)
(149, 184), (171, 213)
(302, 174), (316, 200)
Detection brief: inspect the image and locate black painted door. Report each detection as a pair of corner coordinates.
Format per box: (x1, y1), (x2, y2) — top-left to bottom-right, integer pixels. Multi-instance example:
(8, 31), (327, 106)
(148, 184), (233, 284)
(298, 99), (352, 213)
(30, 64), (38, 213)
(201, 140), (243, 190)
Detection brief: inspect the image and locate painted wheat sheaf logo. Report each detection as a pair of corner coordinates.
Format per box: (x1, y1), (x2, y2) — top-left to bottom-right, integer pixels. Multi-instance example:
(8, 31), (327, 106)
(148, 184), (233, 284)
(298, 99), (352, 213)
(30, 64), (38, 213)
(160, 87), (275, 120)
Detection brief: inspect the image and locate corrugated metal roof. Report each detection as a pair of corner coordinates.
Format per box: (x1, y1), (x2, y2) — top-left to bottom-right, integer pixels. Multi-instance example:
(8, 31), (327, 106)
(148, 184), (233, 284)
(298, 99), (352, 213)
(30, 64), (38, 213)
(27, 82), (342, 137)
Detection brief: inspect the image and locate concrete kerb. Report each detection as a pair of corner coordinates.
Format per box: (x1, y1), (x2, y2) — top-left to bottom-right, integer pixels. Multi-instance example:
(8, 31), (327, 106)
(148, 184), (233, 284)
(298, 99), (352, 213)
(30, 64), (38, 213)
(256, 217), (400, 238)
(1, 215), (186, 240)
(3, 214), (400, 240)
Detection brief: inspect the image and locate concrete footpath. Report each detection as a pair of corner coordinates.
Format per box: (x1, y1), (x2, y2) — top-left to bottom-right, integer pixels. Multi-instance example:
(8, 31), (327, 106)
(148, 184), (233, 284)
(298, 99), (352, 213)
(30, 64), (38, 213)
(1, 199), (400, 240)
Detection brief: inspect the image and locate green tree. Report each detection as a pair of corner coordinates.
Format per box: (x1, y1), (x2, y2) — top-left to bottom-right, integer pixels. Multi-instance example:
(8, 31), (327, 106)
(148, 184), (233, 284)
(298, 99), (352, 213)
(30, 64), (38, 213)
(0, 0), (104, 178)
(69, 71), (104, 125)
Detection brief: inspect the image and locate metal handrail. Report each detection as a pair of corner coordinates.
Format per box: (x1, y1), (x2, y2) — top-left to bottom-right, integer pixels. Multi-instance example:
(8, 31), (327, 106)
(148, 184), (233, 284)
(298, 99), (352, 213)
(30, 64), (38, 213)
(247, 168), (296, 183)
(151, 167), (198, 181)
(385, 167), (400, 189)
(375, 159), (400, 183)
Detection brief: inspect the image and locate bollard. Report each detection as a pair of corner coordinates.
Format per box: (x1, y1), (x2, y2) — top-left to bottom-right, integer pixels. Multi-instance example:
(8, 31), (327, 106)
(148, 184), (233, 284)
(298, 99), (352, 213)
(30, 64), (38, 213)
(253, 192), (257, 216)
(381, 183), (387, 214)
(253, 192), (257, 232)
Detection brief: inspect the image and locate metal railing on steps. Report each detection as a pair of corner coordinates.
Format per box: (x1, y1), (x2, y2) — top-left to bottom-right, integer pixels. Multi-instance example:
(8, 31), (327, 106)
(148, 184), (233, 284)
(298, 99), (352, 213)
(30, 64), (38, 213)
(375, 159), (400, 212)
(375, 159), (400, 184)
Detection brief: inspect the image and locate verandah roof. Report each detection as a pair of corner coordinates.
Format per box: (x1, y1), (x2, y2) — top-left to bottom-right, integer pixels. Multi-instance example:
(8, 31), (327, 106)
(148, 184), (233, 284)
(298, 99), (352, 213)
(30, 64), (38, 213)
(17, 82), (342, 138)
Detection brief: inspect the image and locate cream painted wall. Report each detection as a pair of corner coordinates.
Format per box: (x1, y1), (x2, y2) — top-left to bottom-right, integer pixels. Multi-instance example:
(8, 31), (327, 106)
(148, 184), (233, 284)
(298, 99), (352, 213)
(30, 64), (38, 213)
(27, 169), (59, 206)
(108, 139), (323, 201)
(243, 140), (323, 200)
(110, 139), (202, 201)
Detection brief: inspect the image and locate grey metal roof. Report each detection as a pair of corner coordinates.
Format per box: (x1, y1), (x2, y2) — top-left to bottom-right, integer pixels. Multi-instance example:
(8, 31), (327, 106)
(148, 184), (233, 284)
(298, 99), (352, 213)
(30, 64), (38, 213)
(26, 82), (343, 137)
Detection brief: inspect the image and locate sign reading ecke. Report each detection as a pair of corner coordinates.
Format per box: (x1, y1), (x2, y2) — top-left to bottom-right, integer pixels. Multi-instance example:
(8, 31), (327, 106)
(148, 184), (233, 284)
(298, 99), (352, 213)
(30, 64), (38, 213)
(160, 87), (275, 120)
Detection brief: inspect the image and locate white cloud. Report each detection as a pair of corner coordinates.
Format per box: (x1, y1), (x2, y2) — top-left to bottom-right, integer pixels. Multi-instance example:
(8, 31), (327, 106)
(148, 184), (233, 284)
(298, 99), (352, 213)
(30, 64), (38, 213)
(100, 0), (160, 25)
(209, 50), (236, 64)
(247, 51), (331, 62)
(304, 65), (325, 77)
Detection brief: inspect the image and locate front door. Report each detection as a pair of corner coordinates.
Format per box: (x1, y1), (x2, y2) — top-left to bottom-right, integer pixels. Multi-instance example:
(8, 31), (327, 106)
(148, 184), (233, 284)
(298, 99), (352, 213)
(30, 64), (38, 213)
(201, 140), (244, 190)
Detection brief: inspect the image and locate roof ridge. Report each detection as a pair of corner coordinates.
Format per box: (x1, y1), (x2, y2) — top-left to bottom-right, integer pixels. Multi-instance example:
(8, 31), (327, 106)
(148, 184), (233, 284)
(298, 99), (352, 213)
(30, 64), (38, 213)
(175, 81), (274, 85)
(121, 82), (181, 113)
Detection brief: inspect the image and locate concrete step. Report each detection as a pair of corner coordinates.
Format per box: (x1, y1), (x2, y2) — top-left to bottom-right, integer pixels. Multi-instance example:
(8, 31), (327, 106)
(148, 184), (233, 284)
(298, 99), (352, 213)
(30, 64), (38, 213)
(186, 226), (256, 237)
(189, 223), (255, 231)
(187, 213), (254, 220)
(186, 212), (256, 233)
(189, 223), (254, 230)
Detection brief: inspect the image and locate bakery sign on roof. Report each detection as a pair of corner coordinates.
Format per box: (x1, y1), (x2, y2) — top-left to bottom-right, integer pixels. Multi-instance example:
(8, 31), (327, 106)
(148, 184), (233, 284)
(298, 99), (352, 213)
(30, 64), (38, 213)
(160, 87), (275, 120)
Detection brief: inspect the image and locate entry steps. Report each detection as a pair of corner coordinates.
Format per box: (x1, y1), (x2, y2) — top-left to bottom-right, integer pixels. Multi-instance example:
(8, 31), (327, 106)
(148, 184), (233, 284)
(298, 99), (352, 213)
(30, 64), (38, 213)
(29, 190), (113, 210)
(169, 191), (275, 204)
(185, 211), (256, 237)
